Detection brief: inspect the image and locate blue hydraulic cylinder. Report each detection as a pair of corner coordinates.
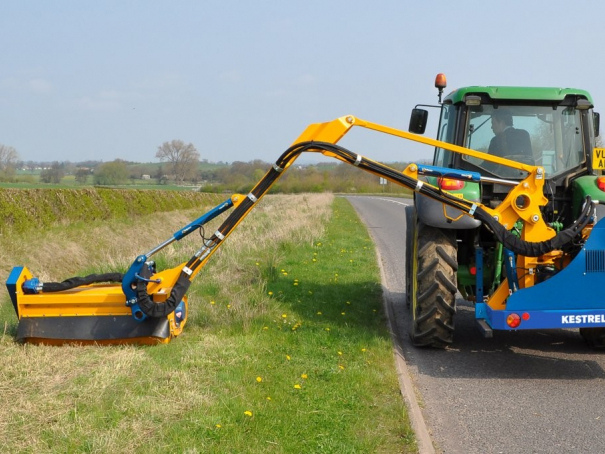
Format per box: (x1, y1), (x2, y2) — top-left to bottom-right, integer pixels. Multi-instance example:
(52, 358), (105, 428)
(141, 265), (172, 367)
(416, 164), (482, 182)
(475, 247), (484, 303)
(503, 248), (519, 293)
(122, 197), (234, 321)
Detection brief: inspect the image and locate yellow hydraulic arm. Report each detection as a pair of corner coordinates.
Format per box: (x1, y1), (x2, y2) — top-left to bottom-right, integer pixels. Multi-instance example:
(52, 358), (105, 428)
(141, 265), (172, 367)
(8, 115), (595, 344)
(133, 114), (590, 318)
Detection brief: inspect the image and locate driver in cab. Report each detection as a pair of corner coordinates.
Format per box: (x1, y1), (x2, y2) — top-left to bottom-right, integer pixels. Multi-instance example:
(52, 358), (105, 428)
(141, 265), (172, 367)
(489, 110), (533, 161)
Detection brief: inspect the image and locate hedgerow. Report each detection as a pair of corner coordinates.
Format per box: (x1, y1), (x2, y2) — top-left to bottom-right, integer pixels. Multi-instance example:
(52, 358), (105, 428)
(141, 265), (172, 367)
(0, 188), (225, 234)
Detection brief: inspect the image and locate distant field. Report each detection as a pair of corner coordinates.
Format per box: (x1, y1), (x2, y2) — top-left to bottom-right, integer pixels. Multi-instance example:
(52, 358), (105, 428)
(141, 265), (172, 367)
(0, 178), (203, 191)
(10, 161), (230, 190)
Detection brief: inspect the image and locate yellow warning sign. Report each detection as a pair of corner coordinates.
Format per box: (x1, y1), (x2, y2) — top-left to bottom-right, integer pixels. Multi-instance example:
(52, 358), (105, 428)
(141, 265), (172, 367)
(593, 148), (605, 169)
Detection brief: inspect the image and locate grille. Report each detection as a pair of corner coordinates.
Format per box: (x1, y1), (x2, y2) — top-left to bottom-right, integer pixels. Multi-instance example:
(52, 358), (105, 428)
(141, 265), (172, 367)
(586, 250), (605, 273)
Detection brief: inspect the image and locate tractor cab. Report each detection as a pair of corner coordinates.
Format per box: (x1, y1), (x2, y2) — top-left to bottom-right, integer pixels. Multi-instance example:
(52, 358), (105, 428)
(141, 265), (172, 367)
(410, 77), (601, 229)
(433, 87), (598, 182)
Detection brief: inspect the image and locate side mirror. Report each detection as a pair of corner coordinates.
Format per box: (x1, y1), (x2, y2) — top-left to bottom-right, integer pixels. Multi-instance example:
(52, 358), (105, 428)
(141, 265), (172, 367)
(594, 112), (600, 138)
(409, 108), (428, 134)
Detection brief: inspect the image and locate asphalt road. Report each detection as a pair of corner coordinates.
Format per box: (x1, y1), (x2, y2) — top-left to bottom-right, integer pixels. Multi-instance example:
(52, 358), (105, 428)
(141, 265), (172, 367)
(346, 195), (605, 454)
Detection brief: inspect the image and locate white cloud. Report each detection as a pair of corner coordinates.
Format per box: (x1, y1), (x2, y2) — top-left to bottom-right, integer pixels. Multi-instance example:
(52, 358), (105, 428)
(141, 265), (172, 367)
(219, 70), (242, 83)
(0, 77), (53, 94)
(135, 73), (184, 91)
(294, 74), (317, 86)
(29, 78), (53, 94)
(76, 89), (143, 112)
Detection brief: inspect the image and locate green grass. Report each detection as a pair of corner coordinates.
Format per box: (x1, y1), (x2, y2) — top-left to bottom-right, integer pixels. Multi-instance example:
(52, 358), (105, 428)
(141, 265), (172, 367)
(0, 196), (414, 453)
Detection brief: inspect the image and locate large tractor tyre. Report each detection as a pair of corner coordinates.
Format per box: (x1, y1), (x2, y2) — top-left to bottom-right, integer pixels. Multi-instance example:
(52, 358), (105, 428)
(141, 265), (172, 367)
(409, 221), (458, 348)
(404, 205), (416, 308)
(579, 328), (605, 348)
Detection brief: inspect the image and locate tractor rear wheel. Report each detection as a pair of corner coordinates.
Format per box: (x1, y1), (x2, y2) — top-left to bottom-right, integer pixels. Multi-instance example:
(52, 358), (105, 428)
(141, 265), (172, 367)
(409, 221), (458, 348)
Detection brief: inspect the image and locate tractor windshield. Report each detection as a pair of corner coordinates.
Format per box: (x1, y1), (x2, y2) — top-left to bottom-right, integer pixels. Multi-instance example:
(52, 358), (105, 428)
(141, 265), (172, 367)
(462, 105), (585, 179)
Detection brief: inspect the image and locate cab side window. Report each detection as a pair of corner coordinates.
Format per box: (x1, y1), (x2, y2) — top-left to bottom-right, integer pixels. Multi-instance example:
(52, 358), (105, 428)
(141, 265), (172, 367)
(434, 104), (457, 167)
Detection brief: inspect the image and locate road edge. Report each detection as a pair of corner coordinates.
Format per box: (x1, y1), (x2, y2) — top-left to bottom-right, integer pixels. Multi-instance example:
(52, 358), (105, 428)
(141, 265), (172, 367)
(376, 248), (436, 454)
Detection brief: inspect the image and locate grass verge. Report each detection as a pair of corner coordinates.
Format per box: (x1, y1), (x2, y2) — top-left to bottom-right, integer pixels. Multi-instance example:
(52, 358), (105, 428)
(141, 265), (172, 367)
(0, 194), (415, 453)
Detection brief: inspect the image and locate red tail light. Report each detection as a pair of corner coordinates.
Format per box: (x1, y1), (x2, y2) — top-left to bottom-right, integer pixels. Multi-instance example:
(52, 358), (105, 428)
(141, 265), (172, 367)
(506, 313), (521, 328)
(597, 177), (605, 191)
(438, 178), (465, 190)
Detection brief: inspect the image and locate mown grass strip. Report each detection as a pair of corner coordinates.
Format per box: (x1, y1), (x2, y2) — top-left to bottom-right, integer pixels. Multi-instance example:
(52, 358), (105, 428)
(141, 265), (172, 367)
(0, 195), (415, 453)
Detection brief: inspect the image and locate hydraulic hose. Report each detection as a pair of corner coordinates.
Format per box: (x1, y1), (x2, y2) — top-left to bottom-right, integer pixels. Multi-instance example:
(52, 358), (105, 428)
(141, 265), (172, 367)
(180, 140), (595, 281)
(472, 197), (595, 257)
(136, 263), (191, 318)
(24, 272), (125, 294)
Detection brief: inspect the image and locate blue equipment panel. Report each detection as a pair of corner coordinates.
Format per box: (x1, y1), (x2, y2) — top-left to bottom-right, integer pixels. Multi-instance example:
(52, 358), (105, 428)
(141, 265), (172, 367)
(476, 218), (605, 330)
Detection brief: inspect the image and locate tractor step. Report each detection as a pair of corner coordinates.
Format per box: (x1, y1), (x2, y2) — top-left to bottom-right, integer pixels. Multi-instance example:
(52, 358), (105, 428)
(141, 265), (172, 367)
(476, 319), (494, 338)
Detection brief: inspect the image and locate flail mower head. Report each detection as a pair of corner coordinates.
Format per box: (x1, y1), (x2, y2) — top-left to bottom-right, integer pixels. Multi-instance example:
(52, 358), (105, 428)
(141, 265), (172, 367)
(6, 266), (188, 345)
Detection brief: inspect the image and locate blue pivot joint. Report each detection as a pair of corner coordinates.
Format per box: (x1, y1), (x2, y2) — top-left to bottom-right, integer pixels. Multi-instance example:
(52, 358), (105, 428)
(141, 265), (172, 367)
(122, 197), (235, 321)
(22, 277), (42, 294)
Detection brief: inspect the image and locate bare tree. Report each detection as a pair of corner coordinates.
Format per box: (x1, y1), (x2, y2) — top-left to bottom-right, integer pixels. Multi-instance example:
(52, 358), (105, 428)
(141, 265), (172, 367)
(40, 162), (65, 184)
(155, 140), (200, 183)
(75, 168), (90, 184)
(0, 144), (19, 170)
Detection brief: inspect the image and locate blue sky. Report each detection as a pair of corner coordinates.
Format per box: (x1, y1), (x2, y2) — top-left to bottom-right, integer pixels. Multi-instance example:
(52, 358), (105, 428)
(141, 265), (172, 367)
(1, 1), (604, 164)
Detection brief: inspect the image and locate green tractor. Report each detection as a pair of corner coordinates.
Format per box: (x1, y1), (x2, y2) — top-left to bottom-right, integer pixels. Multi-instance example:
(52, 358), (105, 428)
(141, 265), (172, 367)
(406, 74), (605, 348)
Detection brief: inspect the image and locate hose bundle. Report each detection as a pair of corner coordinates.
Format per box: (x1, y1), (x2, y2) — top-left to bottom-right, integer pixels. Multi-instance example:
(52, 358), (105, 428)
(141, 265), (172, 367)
(39, 273), (124, 293)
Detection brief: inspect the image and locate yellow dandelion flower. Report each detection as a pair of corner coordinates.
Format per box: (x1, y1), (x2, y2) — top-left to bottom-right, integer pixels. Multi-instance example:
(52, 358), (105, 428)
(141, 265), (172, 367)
(244, 411), (253, 417)
(334, 273), (339, 277)
(283, 272), (288, 276)
(325, 327), (330, 331)
(293, 282), (298, 286)
(338, 351), (343, 355)
(210, 301), (215, 305)
(361, 348), (367, 352)
(317, 311), (322, 315)
(301, 373), (308, 379)
(227, 304), (231, 309)
(286, 355), (291, 360)
(281, 269), (286, 272)
(339, 365), (345, 370)
(268, 291), (273, 296)
(282, 313), (287, 318)
(263, 326), (268, 330)
(256, 376), (262, 383)
(341, 312), (345, 316)
(215, 424), (221, 428)
(294, 384), (302, 389)
(256, 262), (260, 266)
(266, 396), (272, 401)
(312, 258), (317, 262)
